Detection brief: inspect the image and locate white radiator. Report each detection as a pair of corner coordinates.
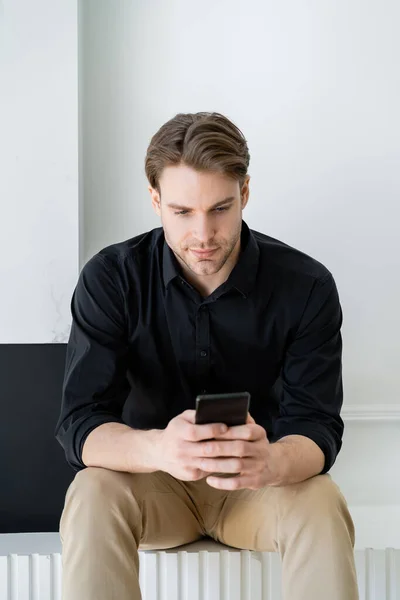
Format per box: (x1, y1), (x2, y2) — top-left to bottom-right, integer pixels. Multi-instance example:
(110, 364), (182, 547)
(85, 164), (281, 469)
(0, 545), (400, 600)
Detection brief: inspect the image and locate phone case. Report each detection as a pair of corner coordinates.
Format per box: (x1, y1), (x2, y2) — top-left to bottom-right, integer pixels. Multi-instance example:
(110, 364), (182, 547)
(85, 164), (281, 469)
(195, 392), (251, 478)
(195, 392), (250, 426)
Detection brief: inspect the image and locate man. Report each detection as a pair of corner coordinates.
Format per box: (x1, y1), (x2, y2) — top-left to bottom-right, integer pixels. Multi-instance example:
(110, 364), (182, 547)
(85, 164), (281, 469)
(55, 111), (359, 599)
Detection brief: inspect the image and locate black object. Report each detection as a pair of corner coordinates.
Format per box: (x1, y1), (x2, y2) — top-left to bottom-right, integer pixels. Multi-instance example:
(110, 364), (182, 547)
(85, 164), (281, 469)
(0, 344), (75, 533)
(195, 392), (250, 427)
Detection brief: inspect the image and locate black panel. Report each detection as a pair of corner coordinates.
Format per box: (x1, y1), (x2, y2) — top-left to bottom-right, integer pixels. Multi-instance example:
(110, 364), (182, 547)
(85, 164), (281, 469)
(0, 344), (74, 533)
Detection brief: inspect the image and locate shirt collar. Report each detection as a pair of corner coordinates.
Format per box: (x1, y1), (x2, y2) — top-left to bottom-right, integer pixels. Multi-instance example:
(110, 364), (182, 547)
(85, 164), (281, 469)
(162, 220), (260, 298)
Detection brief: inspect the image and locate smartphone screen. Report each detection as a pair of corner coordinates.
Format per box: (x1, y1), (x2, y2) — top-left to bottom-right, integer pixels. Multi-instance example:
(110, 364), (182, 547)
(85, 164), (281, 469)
(195, 391), (250, 426)
(195, 392), (251, 478)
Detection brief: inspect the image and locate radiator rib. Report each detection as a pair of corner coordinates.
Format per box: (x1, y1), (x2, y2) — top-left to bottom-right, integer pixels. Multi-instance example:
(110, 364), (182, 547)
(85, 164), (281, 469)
(0, 549), (399, 599)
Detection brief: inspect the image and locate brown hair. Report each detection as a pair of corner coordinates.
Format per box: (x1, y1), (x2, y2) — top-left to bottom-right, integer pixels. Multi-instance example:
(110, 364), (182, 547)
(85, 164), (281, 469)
(145, 112), (250, 196)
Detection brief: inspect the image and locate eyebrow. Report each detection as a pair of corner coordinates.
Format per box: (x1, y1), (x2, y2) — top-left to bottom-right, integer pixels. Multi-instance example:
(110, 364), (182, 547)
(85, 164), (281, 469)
(166, 196), (236, 211)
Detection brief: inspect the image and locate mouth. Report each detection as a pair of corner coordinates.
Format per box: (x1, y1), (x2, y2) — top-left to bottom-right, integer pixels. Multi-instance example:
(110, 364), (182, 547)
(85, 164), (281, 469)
(190, 248), (218, 259)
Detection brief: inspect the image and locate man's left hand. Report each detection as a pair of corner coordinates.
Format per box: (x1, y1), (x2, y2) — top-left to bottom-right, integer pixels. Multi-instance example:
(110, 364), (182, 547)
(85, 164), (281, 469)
(197, 413), (283, 490)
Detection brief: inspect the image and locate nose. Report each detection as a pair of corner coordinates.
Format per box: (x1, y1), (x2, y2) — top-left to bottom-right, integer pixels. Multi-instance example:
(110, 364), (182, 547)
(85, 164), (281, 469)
(193, 215), (215, 245)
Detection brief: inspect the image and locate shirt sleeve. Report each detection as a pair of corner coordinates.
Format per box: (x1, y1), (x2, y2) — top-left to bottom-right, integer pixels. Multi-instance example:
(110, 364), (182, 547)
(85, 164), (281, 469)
(54, 254), (131, 471)
(272, 272), (344, 474)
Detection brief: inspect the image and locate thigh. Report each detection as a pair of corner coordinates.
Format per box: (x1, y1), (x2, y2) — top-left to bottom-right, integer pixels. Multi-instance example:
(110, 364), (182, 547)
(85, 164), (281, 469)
(61, 467), (207, 551)
(205, 473), (348, 553)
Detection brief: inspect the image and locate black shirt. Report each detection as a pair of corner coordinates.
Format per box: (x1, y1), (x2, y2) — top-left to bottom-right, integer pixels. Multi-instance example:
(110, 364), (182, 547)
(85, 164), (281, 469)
(55, 220), (344, 474)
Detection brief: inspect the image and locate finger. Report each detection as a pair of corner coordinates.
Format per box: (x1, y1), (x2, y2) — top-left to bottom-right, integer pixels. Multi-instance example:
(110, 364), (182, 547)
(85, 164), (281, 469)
(191, 469), (210, 481)
(199, 439), (252, 458)
(183, 420), (228, 442)
(216, 423), (265, 442)
(199, 457), (254, 474)
(181, 409), (197, 423)
(206, 474), (257, 491)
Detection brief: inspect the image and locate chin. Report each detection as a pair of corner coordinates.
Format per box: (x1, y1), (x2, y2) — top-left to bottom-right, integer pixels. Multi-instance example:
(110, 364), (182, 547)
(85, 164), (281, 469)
(190, 258), (222, 274)
(192, 265), (219, 275)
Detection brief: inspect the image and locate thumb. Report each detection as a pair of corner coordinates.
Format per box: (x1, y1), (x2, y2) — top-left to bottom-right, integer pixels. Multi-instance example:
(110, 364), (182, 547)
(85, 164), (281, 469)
(246, 412), (256, 424)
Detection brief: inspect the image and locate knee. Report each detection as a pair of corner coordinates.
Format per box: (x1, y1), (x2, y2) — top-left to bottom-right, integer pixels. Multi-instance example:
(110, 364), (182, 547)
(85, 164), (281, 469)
(60, 467), (139, 541)
(277, 474), (355, 544)
(279, 474), (344, 509)
(62, 467), (139, 523)
(66, 467), (125, 504)
(309, 474), (351, 523)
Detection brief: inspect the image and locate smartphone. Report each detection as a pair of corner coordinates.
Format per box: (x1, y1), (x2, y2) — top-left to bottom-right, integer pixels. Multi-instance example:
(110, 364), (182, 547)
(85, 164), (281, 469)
(195, 392), (250, 478)
(195, 391), (250, 427)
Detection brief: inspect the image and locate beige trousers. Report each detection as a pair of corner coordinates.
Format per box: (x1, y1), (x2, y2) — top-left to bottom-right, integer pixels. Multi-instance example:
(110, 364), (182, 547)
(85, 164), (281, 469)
(59, 468), (359, 599)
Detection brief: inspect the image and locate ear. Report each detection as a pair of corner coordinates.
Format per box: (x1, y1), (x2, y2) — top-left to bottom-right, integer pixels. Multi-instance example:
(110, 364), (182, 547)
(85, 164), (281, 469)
(149, 186), (161, 217)
(241, 175), (250, 209)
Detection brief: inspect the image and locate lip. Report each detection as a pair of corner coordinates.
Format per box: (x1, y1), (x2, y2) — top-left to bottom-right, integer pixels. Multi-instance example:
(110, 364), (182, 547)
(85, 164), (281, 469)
(190, 248), (218, 258)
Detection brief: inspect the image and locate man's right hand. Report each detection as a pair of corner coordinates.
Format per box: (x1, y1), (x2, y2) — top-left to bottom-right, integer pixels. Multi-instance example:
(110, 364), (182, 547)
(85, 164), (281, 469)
(153, 410), (228, 481)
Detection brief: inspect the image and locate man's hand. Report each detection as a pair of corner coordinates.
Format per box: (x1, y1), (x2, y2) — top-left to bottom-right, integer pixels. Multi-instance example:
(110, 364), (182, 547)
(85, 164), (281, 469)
(155, 410), (230, 481)
(196, 413), (285, 490)
(156, 410), (284, 489)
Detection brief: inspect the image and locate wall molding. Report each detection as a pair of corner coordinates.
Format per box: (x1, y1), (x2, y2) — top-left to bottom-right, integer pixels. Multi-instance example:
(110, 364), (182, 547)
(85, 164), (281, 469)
(342, 404), (400, 421)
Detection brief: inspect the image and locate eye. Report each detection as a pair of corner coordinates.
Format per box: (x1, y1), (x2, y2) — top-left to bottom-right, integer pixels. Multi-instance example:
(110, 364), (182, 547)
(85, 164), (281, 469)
(174, 206), (230, 216)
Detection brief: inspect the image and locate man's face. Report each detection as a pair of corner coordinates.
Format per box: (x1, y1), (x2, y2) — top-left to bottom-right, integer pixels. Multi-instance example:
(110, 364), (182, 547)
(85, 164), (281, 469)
(150, 164), (250, 281)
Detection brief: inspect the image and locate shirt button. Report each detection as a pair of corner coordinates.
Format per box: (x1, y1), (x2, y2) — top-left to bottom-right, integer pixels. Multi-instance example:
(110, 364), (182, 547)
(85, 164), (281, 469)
(200, 350), (208, 357)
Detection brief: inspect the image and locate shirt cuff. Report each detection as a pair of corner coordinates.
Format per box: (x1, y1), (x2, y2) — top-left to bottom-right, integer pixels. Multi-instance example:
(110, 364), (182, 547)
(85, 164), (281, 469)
(271, 420), (342, 474)
(68, 414), (126, 471)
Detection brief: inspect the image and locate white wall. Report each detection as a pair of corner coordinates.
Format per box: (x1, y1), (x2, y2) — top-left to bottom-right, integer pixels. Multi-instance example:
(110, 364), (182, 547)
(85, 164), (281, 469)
(80, 0), (400, 544)
(0, 0), (78, 343)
